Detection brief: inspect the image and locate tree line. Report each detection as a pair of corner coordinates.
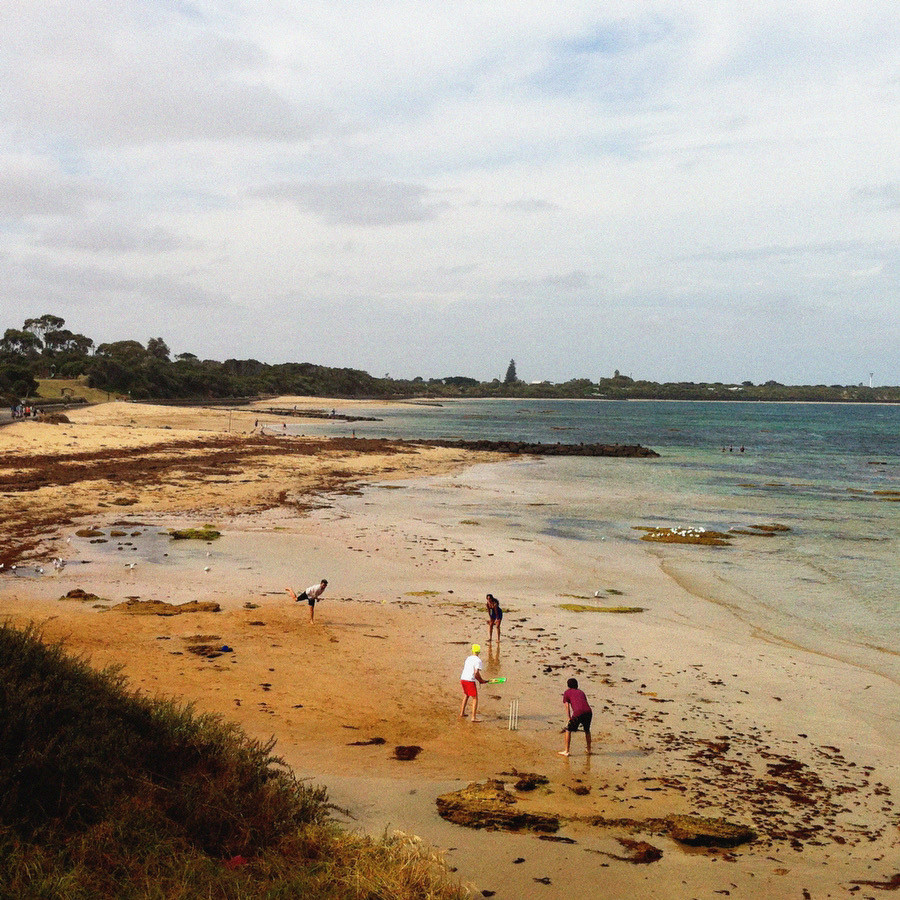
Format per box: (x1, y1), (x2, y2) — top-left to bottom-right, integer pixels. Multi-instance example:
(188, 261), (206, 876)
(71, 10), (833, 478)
(1, 315), (896, 405)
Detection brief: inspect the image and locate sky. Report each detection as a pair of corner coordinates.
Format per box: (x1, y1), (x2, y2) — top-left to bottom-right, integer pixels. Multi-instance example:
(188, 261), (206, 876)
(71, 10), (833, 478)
(0, 1), (897, 385)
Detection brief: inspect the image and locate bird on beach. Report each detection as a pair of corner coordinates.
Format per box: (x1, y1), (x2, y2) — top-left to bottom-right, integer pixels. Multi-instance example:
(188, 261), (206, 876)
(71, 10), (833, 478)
(204, 566), (211, 572)
(126, 562), (136, 570)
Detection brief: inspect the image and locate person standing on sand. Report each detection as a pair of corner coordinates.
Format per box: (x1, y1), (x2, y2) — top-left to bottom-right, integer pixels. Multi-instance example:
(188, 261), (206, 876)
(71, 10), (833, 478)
(560, 677), (592, 757)
(486, 593), (503, 642)
(286, 579), (328, 623)
(459, 644), (487, 722)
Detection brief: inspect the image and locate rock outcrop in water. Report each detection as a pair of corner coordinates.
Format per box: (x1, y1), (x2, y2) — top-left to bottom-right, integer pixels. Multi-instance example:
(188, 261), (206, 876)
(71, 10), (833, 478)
(410, 439), (659, 458)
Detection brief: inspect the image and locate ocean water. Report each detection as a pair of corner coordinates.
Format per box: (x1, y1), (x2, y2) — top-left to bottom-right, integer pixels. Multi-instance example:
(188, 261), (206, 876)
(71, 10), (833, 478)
(292, 400), (899, 680)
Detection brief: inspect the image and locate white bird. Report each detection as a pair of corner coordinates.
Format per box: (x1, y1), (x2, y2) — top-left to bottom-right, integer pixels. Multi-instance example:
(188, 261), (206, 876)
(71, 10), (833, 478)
(126, 562), (136, 569)
(204, 566), (211, 572)
(37, 567), (44, 575)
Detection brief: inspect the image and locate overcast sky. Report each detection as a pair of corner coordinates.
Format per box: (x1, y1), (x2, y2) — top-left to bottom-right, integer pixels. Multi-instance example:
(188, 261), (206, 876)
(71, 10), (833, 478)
(1, 1), (897, 384)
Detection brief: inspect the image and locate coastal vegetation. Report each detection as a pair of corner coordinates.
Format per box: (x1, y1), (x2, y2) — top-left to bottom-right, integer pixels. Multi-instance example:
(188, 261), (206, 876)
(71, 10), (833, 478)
(0, 622), (465, 899)
(2, 314), (898, 406)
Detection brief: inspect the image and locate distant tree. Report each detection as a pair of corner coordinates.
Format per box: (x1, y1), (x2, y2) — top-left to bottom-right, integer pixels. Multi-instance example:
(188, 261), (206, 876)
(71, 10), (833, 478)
(0, 328), (42, 358)
(504, 359), (517, 384)
(443, 376), (479, 388)
(96, 340), (147, 362)
(146, 337), (170, 361)
(53, 331), (93, 356)
(23, 314), (65, 342)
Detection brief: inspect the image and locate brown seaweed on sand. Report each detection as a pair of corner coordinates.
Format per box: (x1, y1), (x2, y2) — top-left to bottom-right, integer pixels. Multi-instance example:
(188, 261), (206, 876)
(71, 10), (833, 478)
(59, 588), (104, 603)
(600, 838), (663, 864)
(393, 745), (423, 761)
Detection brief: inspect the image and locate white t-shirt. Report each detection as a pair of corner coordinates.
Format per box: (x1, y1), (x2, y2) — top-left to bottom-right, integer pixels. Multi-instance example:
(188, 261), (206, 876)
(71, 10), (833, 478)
(460, 654), (483, 681)
(305, 582), (326, 600)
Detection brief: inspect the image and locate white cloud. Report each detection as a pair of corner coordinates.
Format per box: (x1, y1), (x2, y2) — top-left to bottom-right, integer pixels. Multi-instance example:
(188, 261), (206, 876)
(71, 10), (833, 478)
(252, 179), (445, 226)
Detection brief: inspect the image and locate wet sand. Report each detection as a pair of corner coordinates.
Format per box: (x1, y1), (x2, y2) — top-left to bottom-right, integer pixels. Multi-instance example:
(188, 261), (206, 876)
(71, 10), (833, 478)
(1, 401), (897, 899)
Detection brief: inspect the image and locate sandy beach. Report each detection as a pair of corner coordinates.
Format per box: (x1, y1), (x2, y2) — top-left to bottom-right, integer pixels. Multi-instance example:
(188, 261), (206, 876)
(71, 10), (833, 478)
(1, 400), (897, 899)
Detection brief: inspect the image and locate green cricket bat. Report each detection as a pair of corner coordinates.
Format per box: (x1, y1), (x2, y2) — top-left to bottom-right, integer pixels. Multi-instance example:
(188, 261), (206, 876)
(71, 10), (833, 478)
(488, 677), (507, 684)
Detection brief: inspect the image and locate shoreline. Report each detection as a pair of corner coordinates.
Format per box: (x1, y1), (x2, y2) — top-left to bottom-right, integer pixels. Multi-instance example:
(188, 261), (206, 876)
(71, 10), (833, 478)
(1, 402), (897, 898)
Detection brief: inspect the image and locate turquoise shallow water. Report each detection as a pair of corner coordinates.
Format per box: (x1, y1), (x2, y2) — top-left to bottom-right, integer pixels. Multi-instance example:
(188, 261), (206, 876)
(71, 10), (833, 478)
(293, 400), (899, 675)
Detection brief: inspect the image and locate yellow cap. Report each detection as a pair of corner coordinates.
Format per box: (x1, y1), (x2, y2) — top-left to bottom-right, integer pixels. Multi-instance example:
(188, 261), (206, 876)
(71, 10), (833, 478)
(472, 644), (481, 654)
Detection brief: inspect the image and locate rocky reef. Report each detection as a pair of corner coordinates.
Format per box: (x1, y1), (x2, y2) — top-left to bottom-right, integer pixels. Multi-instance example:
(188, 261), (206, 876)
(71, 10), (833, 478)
(437, 780), (756, 849)
(435, 780), (560, 833)
(410, 438), (659, 458)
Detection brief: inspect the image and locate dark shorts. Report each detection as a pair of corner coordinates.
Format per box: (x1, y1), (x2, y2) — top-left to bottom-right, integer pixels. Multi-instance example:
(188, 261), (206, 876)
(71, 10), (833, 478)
(299, 592), (316, 606)
(567, 711), (592, 733)
(489, 611), (502, 622)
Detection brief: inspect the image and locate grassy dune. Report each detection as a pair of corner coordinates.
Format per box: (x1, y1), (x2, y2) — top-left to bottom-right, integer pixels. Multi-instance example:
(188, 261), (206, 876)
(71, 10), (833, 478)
(0, 624), (465, 900)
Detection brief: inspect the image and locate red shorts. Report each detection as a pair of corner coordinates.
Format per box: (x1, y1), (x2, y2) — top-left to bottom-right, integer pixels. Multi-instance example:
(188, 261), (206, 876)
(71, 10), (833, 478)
(461, 680), (478, 697)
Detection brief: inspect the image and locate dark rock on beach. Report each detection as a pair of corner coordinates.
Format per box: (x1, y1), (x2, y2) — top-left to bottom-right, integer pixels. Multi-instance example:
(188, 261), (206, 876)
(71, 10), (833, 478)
(436, 780), (560, 833)
(584, 813), (755, 847)
(667, 815), (756, 847)
(504, 771), (549, 792)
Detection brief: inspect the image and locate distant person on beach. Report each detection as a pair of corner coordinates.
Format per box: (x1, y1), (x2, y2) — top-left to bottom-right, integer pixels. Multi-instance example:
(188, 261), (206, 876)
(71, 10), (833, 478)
(559, 677), (592, 757)
(459, 644), (487, 722)
(486, 593), (502, 641)
(286, 579), (328, 623)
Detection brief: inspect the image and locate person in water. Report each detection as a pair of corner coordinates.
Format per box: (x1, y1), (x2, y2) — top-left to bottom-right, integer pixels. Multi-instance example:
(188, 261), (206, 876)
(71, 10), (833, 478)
(486, 593), (503, 642)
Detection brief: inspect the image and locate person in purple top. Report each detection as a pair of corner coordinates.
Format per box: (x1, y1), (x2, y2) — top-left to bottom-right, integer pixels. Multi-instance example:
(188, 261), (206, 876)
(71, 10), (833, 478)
(559, 677), (592, 757)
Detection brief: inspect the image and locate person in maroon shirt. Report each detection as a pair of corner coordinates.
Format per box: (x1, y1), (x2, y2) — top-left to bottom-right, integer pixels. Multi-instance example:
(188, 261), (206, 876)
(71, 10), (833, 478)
(560, 677), (592, 757)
